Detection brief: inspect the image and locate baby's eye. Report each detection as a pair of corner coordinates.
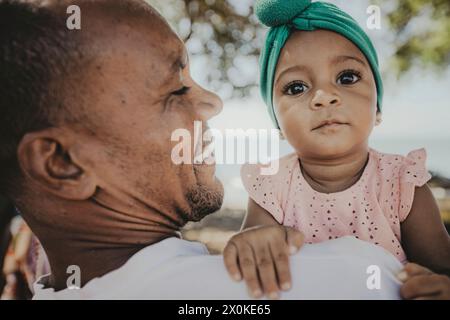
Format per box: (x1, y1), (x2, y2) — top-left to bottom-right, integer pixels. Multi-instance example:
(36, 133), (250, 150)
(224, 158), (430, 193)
(283, 81), (308, 96)
(337, 70), (361, 85)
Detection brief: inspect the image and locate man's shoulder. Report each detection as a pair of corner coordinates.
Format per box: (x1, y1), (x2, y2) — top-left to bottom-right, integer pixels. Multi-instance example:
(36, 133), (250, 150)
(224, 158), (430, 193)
(33, 237), (402, 300)
(33, 237), (250, 300)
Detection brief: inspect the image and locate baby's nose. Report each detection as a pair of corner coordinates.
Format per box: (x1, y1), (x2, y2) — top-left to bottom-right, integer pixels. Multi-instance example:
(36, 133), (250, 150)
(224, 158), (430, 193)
(311, 89), (341, 109)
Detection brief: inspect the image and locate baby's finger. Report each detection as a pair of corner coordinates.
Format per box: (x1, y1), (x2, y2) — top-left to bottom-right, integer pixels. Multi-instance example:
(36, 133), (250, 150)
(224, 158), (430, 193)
(397, 263), (433, 282)
(254, 244), (279, 299)
(223, 242), (241, 281)
(237, 243), (262, 298)
(400, 274), (441, 299)
(270, 241), (291, 291)
(285, 227), (304, 255)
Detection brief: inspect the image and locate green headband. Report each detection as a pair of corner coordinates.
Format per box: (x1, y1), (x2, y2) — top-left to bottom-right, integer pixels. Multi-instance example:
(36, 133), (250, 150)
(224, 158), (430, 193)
(256, 0), (383, 128)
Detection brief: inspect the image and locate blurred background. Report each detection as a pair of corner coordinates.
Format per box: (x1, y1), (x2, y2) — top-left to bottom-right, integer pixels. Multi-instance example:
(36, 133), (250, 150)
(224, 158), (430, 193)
(143, 0), (450, 253)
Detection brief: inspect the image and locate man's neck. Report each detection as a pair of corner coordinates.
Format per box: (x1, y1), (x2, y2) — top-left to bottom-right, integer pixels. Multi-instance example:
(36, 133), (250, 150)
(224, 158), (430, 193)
(45, 243), (149, 291)
(27, 190), (183, 291)
(298, 146), (370, 194)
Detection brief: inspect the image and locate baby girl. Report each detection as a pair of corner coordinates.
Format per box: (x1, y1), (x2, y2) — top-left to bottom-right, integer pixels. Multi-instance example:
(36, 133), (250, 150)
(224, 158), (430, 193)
(223, 0), (450, 299)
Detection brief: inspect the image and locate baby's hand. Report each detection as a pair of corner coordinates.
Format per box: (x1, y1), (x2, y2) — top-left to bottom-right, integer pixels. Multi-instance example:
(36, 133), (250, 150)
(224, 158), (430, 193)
(398, 263), (450, 300)
(223, 225), (304, 299)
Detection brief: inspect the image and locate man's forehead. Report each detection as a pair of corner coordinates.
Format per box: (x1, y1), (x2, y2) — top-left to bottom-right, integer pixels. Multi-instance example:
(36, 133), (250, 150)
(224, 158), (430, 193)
(78, 2), (185, 75)
(35, 0), (188, 92)
(142, 34), (188, 88)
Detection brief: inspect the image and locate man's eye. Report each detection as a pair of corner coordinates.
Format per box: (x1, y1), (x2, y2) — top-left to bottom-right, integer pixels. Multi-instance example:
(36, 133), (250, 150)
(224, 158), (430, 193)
(337, 70), (361, 85)
(283, 81), (308, 96)
(172, 86), (191, 96)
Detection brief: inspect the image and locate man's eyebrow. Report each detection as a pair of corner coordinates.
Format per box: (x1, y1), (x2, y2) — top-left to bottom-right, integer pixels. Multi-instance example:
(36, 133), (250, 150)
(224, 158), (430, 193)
(275, 65), (312, 85)
(332, 55), (367, 67)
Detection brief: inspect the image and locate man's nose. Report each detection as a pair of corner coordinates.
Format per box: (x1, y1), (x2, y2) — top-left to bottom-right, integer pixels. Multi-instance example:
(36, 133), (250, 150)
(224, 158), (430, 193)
(195, 87), (223, 120)
(310, 89), (341, 109)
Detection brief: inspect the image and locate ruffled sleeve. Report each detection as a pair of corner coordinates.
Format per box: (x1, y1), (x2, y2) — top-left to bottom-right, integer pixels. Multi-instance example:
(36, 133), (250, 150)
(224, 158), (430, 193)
(240, 162), (285, 223)
(398, 148), (432, 222)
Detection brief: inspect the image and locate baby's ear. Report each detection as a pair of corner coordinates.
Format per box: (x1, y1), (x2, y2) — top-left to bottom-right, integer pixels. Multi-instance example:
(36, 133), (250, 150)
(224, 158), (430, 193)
(375, 112), (382, 126)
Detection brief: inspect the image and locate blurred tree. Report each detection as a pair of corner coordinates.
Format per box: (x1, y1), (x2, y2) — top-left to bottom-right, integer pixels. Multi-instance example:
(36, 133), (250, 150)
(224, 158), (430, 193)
(147, 0), (450, 97)
(384, 0), (450, 75)
(148, 0), (262, 99)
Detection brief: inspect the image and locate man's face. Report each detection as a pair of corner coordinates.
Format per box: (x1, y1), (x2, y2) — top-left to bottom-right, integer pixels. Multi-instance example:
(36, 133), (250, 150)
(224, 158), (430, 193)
(65, 7), (224, 224)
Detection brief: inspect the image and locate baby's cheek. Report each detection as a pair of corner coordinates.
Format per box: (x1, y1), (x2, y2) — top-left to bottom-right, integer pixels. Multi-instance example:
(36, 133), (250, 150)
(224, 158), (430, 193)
(283, 118), (312, 150)
(356, 102), (377, 127)
(280, 106), (304, 127)
(351, 84), (377, 113)
(276, 101), (317, 150)
(348, 115), (375, 145)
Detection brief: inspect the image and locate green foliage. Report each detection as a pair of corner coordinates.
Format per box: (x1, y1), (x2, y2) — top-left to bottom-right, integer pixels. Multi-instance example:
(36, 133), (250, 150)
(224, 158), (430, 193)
(385, 0), (450, 75)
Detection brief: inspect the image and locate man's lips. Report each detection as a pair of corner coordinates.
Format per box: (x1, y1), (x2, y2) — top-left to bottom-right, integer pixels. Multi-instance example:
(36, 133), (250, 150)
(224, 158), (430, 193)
(312, 119), (349, 130)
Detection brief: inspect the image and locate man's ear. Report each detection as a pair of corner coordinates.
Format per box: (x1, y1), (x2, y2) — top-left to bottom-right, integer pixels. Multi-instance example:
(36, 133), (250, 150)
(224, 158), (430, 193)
(17, 128), (97, 200)
(375, 111), (382, 126)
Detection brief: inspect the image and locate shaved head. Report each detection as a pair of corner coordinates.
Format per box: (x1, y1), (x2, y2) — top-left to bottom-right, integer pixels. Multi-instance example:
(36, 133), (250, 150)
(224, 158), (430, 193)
(0, 0), (171, 195)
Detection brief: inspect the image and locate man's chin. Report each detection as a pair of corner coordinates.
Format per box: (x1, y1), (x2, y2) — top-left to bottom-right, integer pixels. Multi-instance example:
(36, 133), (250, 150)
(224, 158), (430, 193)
(185, 176), (224, 222)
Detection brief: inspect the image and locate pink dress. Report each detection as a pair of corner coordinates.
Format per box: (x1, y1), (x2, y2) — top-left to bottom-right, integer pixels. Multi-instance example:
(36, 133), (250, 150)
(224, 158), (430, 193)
(241, 148), (432, 263)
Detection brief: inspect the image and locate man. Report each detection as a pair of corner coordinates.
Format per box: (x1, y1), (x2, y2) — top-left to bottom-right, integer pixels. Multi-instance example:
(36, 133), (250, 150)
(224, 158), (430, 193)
(0, 0), (402, 299)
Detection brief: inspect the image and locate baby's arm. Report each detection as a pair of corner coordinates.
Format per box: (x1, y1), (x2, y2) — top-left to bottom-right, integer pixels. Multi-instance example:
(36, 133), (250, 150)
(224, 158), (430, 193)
(223, 198), (304, 299)
(401, 184), (450, 274)
(242, 197), (281, 228)
(399, 183), (450, 299)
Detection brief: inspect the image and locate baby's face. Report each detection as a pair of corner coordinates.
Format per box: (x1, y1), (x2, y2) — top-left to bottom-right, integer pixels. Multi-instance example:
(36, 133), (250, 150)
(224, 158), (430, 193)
(273, 30), (381, 158)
